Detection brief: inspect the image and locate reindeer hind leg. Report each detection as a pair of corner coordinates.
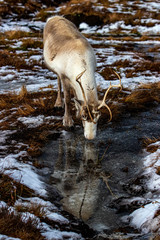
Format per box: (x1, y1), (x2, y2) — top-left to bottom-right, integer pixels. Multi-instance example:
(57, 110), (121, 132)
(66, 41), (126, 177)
(62, 78), (74, 128)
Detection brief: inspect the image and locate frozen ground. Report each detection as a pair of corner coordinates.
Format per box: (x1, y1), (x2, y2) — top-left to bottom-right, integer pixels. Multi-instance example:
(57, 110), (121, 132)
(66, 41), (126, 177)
(0, 1), (160, 93)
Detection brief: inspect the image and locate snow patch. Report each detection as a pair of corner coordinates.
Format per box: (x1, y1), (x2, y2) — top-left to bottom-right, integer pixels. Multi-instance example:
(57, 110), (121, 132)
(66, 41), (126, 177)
(126, 141), (160, 233)
(0, 235), (21, 240)
(0, 152), (47, 196)
(18, 115), (44, 128)
(129, 202), (160, 233)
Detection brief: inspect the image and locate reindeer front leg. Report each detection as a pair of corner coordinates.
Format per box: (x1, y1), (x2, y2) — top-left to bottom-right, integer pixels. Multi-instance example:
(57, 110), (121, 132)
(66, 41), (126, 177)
(62, 80), (74, 127)
(54, 76), (63, 108)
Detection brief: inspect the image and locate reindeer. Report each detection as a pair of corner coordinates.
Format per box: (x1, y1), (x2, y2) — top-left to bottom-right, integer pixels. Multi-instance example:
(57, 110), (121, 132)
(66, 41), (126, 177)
(43, 16), (121, 140)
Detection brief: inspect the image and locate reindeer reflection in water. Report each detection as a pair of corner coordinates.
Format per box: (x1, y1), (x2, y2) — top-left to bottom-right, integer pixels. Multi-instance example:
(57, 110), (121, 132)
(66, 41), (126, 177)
(51, 137), (113, 221)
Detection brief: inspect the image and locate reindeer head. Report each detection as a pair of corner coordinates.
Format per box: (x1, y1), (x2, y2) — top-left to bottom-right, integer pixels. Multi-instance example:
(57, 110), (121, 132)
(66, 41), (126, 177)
(74, 99), (101, 139)
(74, 70), (122, 140)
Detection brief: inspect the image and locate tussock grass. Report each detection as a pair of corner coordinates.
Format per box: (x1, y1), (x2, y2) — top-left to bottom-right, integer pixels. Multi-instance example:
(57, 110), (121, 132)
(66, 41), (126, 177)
(125, 90), (153, 104)
(15, 202), (47, 219)
(126, 61), (160, 78)
(0, 207), (44, 240)
(60, 0), (106, 26)
(36, 8), (55, 22)
(0, 99), (7, 108)
(4, 30), (31, 40)
(0, 86), (63, 157)
(0, 174), (33, 206)
(0, 0), (41, 18)
(0, 50), (28, 69)
(100, 67), (119, 80)
(18, 104), (36, 116)
(21, 39), (42, 51)
(98, 80), (160, 125)
(142, 137), (160, 153)
(124, 84), (160, 110)
(0, 30), (41, 42)
(18, 85), (28, 100)
(59, 0), (160, 30)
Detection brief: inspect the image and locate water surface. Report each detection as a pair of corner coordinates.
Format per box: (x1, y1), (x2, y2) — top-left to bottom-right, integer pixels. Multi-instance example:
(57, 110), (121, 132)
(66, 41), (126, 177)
(39, 106), (160, 238)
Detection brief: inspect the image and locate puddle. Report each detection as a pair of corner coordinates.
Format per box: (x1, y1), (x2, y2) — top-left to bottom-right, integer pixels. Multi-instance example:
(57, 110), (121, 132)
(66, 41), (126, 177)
(38, 106), (160, 238)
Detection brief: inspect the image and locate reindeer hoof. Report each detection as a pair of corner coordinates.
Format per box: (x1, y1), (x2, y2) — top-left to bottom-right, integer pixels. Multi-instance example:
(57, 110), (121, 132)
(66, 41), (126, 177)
(54, 101), (64, 108)
(63, 116), (74, 128)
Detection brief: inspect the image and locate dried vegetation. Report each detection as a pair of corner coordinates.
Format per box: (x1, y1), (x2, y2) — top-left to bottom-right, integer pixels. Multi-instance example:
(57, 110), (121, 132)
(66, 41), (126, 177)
(0, 86), (64, 239)
(0, 173), (44, 239)
(59, 0), (160, 32)
(125, 82), (160, 105)
(0, 207), (44, 240)
(142, 137), (160, 153)
(0, 86), (64, 157)
(0, 174), (33, 206)
(97, 81), (160, 127)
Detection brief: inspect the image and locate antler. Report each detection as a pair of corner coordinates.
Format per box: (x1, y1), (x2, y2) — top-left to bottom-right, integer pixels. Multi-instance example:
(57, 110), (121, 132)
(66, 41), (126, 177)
(76, 70), (87, 105)
(98, 71), (122, 122)
(76, 70), (96, 124)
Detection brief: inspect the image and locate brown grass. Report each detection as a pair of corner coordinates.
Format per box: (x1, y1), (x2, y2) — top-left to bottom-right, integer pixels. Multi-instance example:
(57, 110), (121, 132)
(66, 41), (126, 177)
(0, 174), (33, 206)
(124, 85), (160, 112)
(98, 81), (160, 123)
(0, 0), (41, 18)
(36, 7), (55, 21)
(0, 99), (7, 108)
(5, 30), (31, 40)
(60, 0), (107, 26)
(21, 39), (42, 50)
(0, 50), (28, 70)
(125, 90), (153, 104)
(142, 137), (160, 153)
(18, 104), (36, 116)
(59, 0), (153, 28)
(0, 86), (63, 158)
(140, 82), (160, 90)
(100, 67), (119, 80)
(124, 60), (160, 78)
(15, 202), (47, 219)
(0, 207), (44, 240)
(18, 85), (28, 100)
